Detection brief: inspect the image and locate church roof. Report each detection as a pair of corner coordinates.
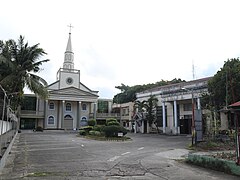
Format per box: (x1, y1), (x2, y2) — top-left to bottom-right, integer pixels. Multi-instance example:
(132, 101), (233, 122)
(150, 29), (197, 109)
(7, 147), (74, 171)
(48, 86), (98, 101)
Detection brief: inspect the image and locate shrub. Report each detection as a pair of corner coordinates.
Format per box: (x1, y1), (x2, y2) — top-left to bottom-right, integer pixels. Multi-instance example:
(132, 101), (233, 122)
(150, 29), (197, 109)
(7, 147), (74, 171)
(103, 125), (127, 137)
(79, 126), (93, 134)
(88, 119), (97, 126)
(106, 118), (118, 126)
(93, 125), (105, 132)
(89, 130), (102, 136)
(107, 121), (120, 126)
(79, 130), (86, 136)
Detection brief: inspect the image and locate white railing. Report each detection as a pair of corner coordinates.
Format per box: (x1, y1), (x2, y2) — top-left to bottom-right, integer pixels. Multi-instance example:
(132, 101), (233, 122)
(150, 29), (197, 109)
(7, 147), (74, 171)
(0, 120), (13, 135)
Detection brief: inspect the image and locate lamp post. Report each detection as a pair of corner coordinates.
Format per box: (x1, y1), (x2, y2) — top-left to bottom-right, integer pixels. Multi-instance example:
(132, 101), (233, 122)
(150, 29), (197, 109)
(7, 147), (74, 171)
(182, 88), (196, 146)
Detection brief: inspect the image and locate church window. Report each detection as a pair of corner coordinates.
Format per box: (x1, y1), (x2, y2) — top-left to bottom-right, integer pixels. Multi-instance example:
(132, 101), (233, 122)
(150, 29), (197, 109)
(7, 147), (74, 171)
(49, 102), (54, 110)
(66, 103), (72, 111)
(64, 114), (73, 119)
(81, 116), (87, 120)
(48, 116), (54, 125)
(82, 103), (87, 111)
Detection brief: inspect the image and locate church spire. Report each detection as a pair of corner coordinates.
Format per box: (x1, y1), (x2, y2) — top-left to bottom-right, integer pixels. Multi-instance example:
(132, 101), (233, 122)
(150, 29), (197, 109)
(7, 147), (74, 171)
(63, 24), (74, 70)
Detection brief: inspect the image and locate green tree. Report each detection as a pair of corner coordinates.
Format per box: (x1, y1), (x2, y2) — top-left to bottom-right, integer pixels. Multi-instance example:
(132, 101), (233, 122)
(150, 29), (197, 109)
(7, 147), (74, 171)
(134, 95), (158, 128)
(0, 36), (49, 108)
(144, 95), (158, 126)
(113, 79), (185, 104)
(207, 58), (240, 110)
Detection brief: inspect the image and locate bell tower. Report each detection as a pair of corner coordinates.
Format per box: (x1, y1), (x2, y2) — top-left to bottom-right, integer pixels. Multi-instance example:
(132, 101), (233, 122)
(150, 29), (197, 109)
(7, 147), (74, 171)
(63, 24), (74, 70)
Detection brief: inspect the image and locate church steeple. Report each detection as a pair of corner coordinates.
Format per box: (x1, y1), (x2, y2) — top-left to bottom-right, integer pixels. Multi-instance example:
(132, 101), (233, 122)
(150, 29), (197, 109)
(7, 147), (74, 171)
(63, 26), (74, 70)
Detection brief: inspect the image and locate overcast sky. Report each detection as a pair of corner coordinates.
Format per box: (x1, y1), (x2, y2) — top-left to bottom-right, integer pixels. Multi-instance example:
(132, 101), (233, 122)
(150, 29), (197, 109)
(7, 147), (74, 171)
(1, 0), (240, 99)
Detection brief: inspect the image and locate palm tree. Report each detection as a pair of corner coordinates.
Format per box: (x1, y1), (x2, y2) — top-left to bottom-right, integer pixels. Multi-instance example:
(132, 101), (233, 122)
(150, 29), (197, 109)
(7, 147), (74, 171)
(144, 95), (158, 126)
(134, 95), (158, 125)
(0, 36), (49, 108)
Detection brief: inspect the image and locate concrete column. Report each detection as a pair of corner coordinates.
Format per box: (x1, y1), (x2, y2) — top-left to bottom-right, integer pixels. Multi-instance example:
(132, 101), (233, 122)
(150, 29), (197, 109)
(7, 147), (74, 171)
(61, 100), (65, 129)
(44, 100), (48, 129)
(162, 102), (166, 133)
(73, 101), (77, 131)
(93, 102), (97, 120)
(197, 97), (201, 110)
(174, 100), (178, 135)
(108, 101), (111, 115)
(78, 101), (81, 128)
(57, 101), (60, 129)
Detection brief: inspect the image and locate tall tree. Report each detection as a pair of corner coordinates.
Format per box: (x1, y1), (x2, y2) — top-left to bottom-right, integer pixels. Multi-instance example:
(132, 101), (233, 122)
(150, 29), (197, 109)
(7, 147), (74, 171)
(0, 36), (49, 108)
(144, 95), (158, 126)
(207, 58), (240, 110)
(113, 79), (185, 104)
(134, 95), (158, 126)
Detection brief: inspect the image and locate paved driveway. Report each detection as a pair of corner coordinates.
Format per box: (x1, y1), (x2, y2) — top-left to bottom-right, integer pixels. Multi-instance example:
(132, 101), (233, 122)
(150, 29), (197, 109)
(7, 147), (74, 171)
(0, 131), (239, 179)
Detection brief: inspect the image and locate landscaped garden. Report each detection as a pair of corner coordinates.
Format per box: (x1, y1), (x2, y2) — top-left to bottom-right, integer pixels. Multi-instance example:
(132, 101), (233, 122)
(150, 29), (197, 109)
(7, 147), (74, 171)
(78, 118), (131, 141)
(186, 135), (240, 177)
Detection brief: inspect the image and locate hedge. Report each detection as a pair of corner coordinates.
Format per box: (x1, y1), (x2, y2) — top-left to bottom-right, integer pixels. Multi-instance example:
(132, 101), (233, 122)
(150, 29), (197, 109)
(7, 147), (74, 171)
(186, 154), (240, 176)
(88, 119), (96, 126)
(103, 125), (127, 137)
(106, 118), (118, 126)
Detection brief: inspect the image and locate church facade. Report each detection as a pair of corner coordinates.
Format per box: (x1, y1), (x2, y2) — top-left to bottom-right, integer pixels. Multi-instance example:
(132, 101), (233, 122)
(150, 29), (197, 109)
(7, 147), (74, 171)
(20, 32), (99, 130)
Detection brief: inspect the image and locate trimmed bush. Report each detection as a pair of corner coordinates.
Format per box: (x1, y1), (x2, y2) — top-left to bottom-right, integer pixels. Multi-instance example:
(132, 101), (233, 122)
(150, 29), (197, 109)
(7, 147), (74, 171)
(79, 126), (93, 134)
(186, 154), (240, 175)
(106, 118), (120, 126)
(103, 125), (127, 137)
(88, 119), (97, 126)
(89, 130), (101, 136)
(107, 121), (120, 126)
(93, 125), (105, 132)
(79, 130), (86, 136)
(106, 118), (118, 126)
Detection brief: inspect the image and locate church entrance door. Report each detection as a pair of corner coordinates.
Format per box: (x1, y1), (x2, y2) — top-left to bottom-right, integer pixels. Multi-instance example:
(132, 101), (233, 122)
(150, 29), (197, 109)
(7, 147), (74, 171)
(64, 115), (73, 130)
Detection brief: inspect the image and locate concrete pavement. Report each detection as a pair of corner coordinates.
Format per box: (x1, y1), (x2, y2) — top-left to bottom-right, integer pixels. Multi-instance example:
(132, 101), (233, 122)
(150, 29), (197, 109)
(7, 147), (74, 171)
(0, 130), (239, 179)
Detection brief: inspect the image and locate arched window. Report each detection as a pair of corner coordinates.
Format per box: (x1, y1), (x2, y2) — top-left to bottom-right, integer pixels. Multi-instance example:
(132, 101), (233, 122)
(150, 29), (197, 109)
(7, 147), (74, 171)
(81, 116), (87, 121)
(82, 103), (87, 111)
(66, 103), (71, 111)
(48, 116), (54, 125)
(49, 102), (54, 110)
(64, 114), (73, 120)
(80, 116), (88, 126)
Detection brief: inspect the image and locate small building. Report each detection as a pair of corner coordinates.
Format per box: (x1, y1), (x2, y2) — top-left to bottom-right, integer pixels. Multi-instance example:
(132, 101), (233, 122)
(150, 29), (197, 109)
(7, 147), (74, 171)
(112, 102), (135, 131)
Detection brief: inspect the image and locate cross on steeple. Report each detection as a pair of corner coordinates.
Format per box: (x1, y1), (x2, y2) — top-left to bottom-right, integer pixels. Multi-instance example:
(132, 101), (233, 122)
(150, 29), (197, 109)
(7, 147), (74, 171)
(68, 24), (74, 34)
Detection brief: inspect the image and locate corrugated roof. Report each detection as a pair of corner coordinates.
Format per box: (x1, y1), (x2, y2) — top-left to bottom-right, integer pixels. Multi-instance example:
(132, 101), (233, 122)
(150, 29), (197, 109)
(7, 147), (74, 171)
(229, 101), (240, 107)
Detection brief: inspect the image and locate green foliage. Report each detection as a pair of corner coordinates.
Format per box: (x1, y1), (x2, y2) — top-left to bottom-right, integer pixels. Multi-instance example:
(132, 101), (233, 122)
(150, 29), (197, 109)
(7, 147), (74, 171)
(0, 36), (49, 109)
(134, 95), (158, 126)
(89, 130), (101, 136)
(93, 125), (105, 132)
(186, 154), (235, 175)
(79, 126), (93, 134)
(207, 58), (240, 109)
(88, 119), (96, 126)
(106, 118), (118, 125)
(113, 79), (185, 103)
(107, 121), (120, 126)
(103, 125), (127, 137)
(79, 130), (86, 136)
(144, 95), (158, 125)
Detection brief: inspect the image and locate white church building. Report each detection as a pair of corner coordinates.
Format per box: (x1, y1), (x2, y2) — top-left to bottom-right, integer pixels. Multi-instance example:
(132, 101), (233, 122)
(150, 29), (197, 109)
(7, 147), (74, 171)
(20, 32), (100, 130)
